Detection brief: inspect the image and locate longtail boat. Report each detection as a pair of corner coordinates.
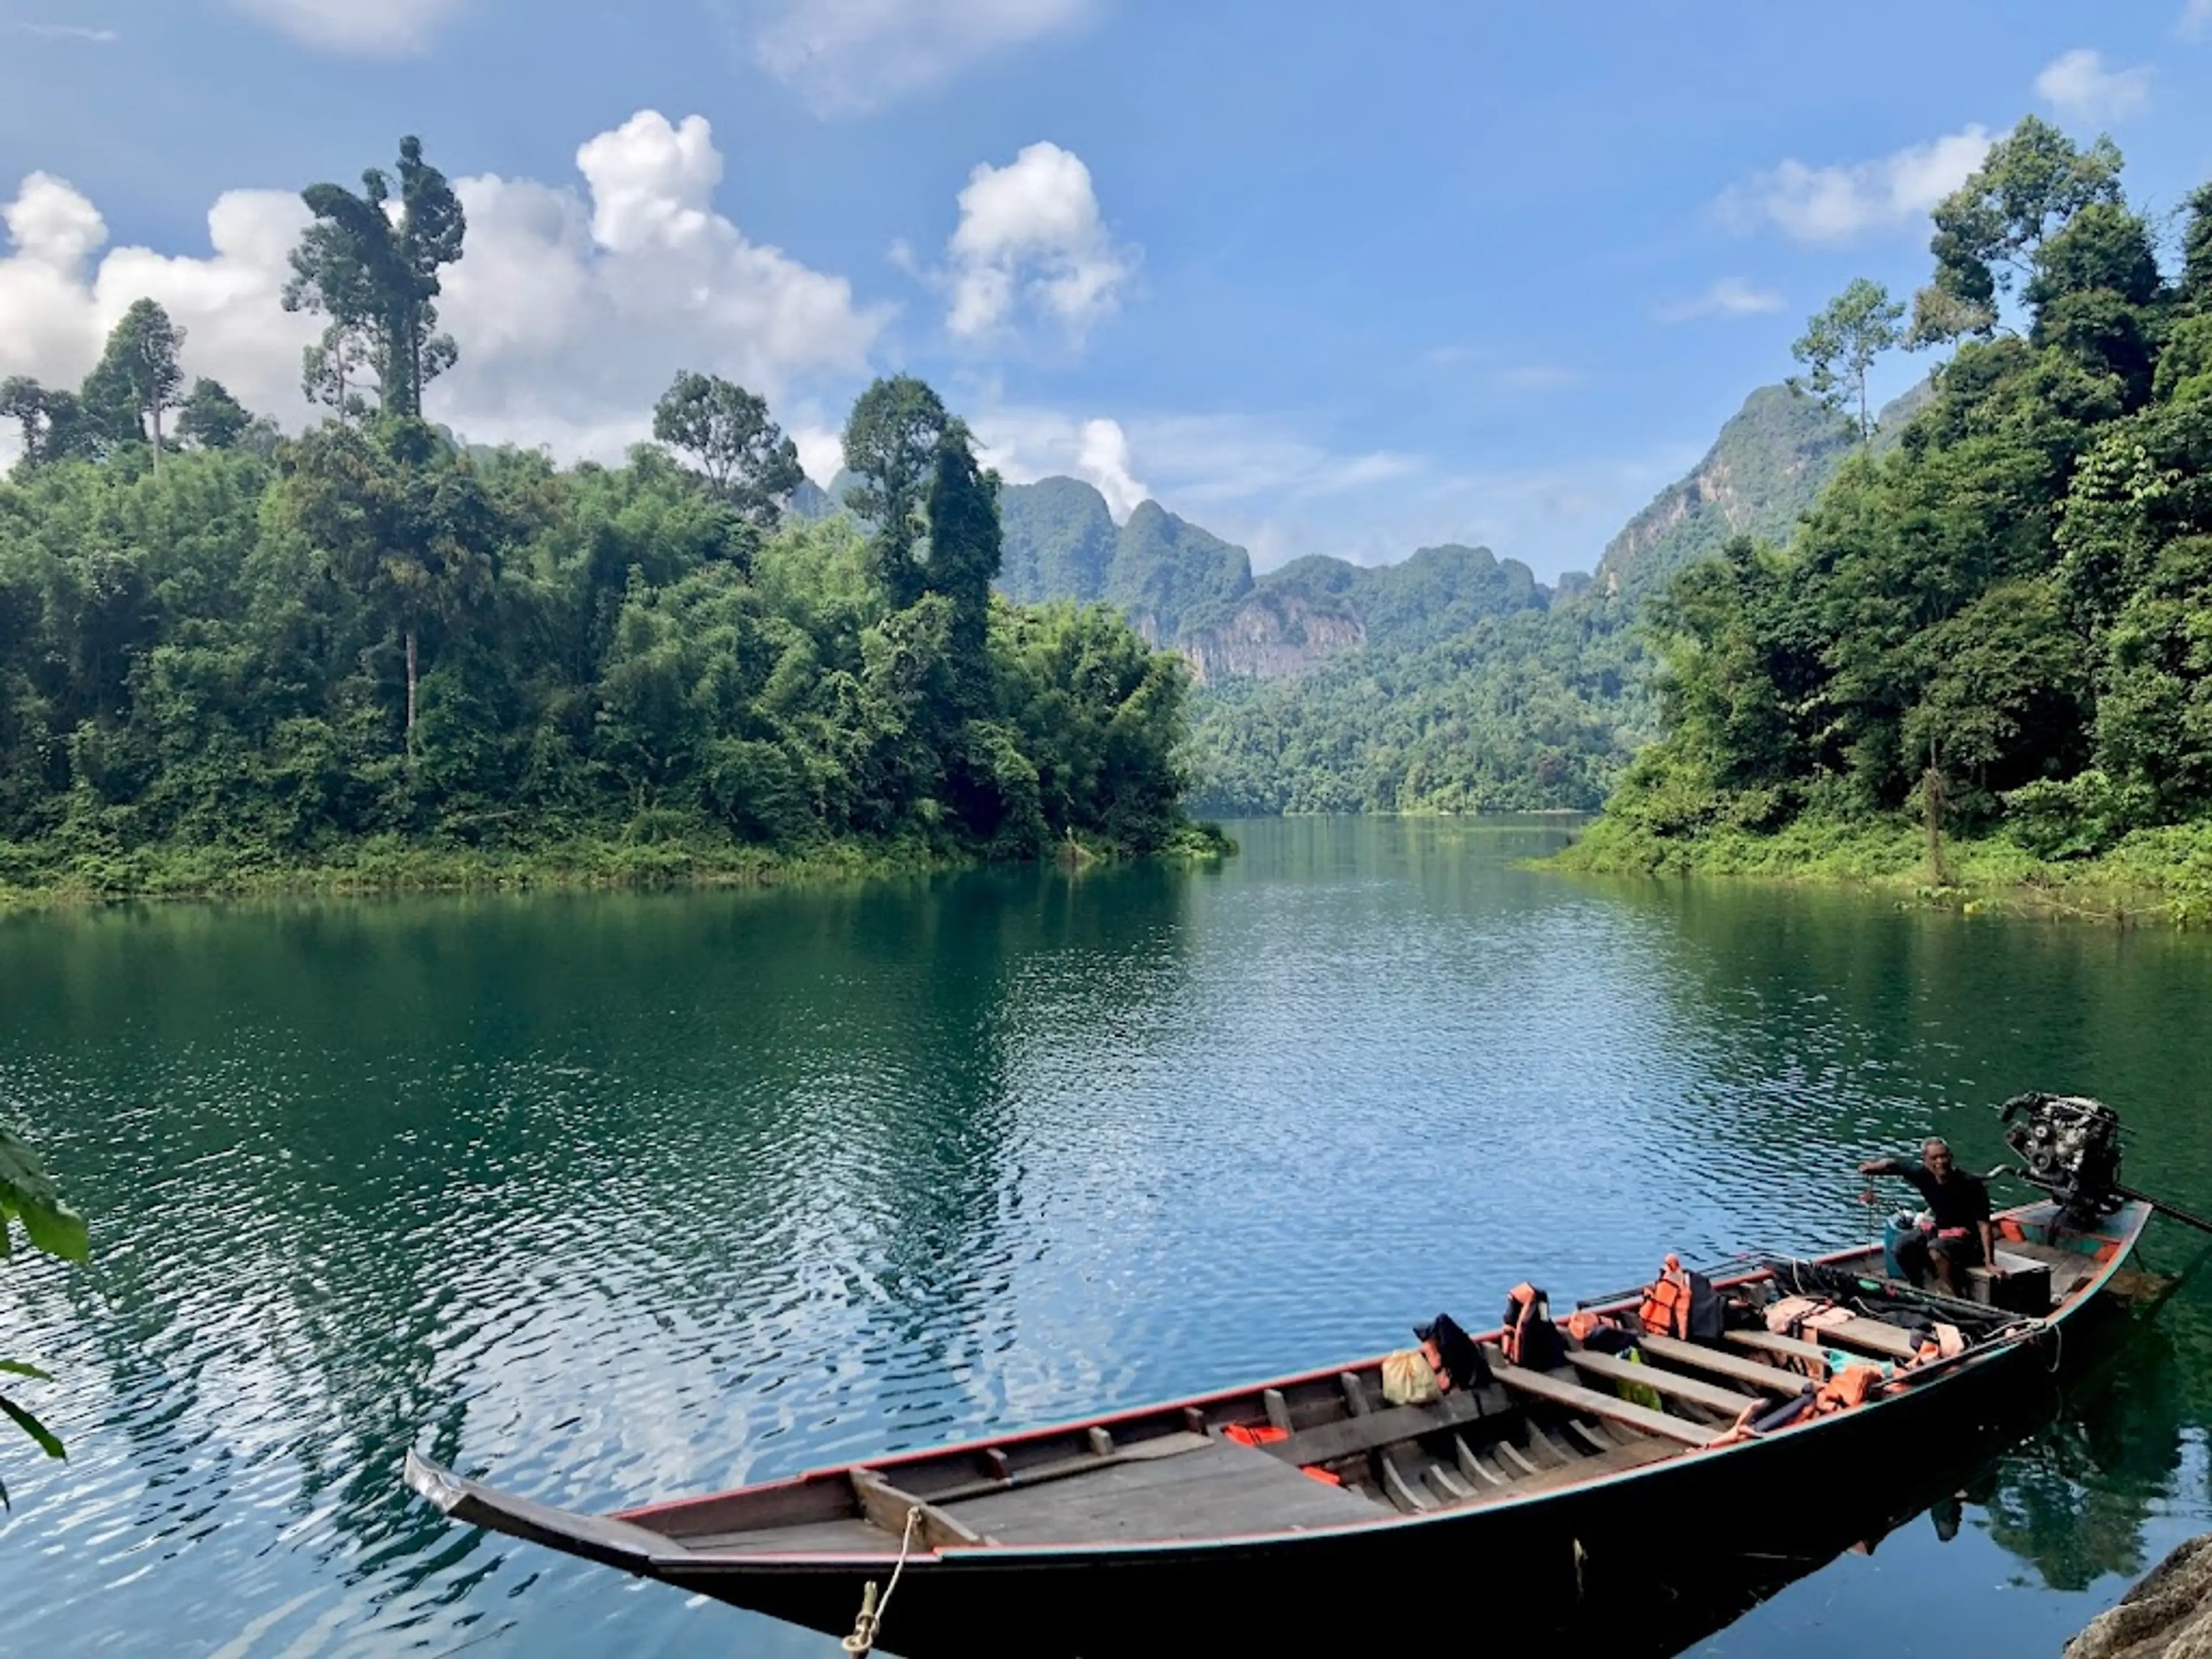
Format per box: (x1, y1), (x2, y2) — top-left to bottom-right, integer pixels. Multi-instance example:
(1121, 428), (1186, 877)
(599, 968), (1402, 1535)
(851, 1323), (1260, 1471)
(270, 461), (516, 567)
(404, 1099), (2176, 1656)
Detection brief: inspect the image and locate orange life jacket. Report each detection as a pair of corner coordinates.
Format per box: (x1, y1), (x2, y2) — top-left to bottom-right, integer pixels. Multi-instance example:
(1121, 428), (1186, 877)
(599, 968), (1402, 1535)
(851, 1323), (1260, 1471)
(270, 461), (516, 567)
(1812, 1364), (1885, 1412)
(1222, 1422), (1289, 1448)
(1639, 1253), (1694, 1339)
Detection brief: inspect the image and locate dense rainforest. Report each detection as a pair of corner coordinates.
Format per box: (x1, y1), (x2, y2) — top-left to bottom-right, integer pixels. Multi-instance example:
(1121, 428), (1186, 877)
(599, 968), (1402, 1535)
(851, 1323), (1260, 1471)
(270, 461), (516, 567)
(1567, 118), (2212, 908)
(0, 140), (1209, 899)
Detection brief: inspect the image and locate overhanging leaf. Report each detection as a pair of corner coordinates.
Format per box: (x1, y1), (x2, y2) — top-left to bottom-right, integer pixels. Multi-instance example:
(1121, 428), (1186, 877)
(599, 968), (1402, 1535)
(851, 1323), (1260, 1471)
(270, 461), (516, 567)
(0, 1394), (65, 1461)
(15, 1201), (88, 1264)
(0, 1361), (51, 1382)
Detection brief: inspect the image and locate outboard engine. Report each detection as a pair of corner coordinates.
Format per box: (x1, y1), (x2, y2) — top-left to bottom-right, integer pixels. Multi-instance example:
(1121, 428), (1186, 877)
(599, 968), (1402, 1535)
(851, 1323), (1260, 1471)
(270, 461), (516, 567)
(1999, 1093), (2126, 1225)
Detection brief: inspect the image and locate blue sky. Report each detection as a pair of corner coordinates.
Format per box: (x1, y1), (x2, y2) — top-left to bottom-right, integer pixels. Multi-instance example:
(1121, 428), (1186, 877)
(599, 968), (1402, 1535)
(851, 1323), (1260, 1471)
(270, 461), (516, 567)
(3, 1), (2211, 579)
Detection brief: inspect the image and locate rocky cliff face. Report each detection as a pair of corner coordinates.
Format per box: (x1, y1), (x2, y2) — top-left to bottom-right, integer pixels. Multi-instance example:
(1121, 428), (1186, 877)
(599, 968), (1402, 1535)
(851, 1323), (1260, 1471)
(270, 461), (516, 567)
(1595, 383), (1857, 601)
(1177, 592), (1367, 685)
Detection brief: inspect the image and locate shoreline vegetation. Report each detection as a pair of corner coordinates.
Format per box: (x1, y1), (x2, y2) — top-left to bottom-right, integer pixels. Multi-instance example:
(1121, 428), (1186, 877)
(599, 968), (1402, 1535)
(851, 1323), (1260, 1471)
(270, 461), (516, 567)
(1551, 816), (2212, 927)
(0, 821), (1238, 912)
(0, 138), (1229, 911)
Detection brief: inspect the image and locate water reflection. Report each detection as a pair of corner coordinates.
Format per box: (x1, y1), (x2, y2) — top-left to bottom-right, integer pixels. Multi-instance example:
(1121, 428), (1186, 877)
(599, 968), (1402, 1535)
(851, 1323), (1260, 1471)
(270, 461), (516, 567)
(1, 822), (2210, 1657)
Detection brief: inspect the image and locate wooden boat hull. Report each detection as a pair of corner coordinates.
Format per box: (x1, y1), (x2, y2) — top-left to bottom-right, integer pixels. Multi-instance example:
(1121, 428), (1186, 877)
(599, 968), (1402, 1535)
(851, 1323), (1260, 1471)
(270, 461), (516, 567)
(406, 1199), (2152, 1657)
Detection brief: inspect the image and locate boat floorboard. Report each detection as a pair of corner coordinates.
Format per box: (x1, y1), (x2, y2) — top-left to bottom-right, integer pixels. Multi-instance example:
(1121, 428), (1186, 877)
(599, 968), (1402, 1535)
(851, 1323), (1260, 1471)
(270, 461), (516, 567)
(684, 1516), (893, 1556)
(938, 1438), (1384, 1543)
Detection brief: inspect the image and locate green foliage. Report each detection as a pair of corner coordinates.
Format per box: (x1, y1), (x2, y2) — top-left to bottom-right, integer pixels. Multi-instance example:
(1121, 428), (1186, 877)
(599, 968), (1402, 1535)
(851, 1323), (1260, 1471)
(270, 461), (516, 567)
(1912, 115), (2125, 346)
(0, 378), (1199, 896)
(1, 1121), (83, 1507)
(1580, 120), (2212, 906)
(842, 376), (949, 610)
(649, 372), (804, 531)
(176, 378), (257, 453)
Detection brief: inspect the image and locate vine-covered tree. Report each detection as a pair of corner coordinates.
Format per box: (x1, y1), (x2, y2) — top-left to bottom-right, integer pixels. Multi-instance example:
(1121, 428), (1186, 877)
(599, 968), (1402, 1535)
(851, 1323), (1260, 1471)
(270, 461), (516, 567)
(842, 376), (949, 610)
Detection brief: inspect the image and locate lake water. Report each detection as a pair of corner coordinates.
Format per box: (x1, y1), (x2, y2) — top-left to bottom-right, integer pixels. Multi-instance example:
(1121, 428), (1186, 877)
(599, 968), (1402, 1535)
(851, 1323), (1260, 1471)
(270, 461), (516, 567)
(3, 816), (2211, 1656)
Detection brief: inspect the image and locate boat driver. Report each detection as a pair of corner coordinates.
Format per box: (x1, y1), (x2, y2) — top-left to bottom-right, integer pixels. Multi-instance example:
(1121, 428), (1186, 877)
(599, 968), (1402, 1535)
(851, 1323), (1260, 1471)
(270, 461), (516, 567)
(1858, 1138), (1998, 1296)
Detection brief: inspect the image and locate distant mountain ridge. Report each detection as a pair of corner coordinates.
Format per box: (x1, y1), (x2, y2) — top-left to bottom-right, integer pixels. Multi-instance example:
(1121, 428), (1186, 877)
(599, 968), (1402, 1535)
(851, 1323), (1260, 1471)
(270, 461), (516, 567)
(794, 381), (1897, 676)
(990, 475), (1552, 683)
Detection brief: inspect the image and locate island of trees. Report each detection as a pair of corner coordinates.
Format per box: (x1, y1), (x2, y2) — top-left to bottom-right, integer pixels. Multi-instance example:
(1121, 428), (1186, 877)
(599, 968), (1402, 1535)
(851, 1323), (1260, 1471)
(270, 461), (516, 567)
(1563, 117), (2212, 921)
(0, 138), (1219, 901)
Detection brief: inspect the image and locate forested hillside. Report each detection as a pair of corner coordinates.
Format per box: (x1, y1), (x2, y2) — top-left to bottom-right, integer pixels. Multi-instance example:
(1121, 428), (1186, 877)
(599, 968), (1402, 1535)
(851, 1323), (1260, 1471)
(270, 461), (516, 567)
(1569, 118), (2212, 905)
(0, 139), (1211, 898)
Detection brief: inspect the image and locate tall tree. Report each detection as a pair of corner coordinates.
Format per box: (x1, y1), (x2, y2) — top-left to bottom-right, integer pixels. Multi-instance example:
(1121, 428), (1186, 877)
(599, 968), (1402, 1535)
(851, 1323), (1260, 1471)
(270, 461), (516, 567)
(922, 418), (1002, 672)
(82, 300), (187, 473)
(842, 376), (950, 609)
(1911, 116), (2125, 346)
(287, 137), (465, 419)
(1791, 279), (1905, 445)
(650, 371), (804, 527)
(281, 418), (502, 752)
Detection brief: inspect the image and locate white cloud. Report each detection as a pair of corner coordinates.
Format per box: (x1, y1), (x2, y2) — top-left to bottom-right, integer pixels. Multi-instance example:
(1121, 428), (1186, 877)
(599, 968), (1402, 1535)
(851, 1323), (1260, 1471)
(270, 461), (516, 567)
(791, 424), (845, 487)
(1656, 278), (1785, 323)
(753, 0), (1095, 114)
(2035, 49), (2152, 123)
(1074, 418), (1146, 518)
(1718, 127), (1993, 243)
(0, 111), (887, 467)
(2180, 0), (2212, 42)
(229, 0), (468, 56)
(0, 171), (317, 430)
(942, 142), (1135, 343)
(13, 23), (122, 44)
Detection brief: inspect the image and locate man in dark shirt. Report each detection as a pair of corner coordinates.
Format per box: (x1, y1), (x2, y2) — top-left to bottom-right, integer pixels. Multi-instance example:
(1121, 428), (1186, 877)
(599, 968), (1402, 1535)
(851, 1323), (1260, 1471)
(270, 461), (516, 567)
(1859, 1138), (1996, 1295)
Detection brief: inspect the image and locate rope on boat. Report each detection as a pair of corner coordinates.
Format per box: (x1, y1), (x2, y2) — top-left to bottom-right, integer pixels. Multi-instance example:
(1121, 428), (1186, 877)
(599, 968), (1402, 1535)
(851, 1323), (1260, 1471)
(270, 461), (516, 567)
(843, 1505), (922, 1657)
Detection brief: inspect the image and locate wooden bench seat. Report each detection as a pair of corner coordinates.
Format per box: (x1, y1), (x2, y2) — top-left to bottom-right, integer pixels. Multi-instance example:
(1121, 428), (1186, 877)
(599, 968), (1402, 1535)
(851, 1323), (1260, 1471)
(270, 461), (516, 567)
(1732, 1315), (1921, 1363)
(1260, 1389), (1491, 1468)
(1633, 1334), (1810, 1397)
(1487, 1359), (1722, 1448)
(1565, 1349), (1760, 1415)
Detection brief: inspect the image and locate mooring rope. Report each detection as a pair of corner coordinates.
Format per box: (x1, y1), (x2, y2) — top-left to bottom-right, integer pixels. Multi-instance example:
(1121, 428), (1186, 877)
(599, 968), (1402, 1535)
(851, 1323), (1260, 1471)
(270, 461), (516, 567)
(843, 1505), (923, 1657)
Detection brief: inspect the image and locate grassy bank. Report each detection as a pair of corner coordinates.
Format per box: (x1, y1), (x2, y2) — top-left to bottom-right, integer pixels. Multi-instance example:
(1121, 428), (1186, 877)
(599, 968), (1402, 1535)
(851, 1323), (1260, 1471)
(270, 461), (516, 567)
(1551, 815), (2212, 927)
(0, 822), (1237, 911)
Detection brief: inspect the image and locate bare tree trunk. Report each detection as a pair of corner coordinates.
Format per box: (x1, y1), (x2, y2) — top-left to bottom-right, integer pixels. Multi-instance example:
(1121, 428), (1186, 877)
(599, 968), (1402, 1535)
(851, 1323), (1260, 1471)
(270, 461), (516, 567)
(405, 627), (419, 748)
(1923, 738), (1949, 887)
(149, 401), (162, 475)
